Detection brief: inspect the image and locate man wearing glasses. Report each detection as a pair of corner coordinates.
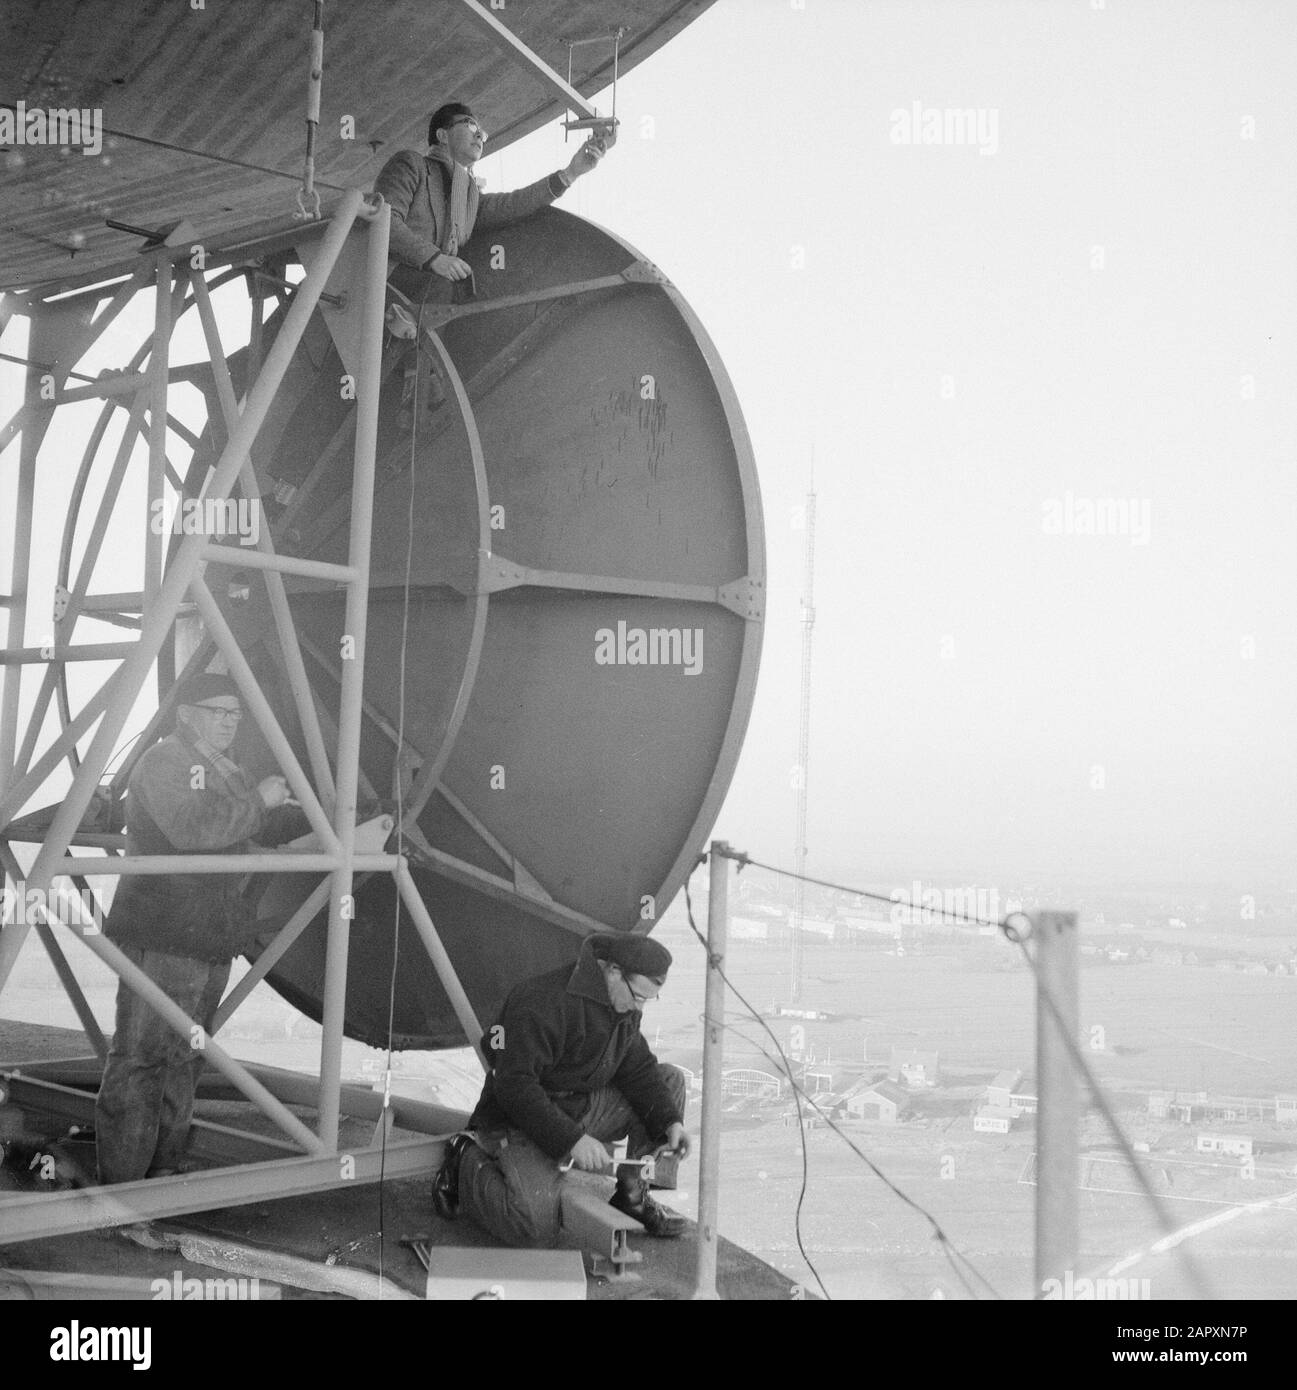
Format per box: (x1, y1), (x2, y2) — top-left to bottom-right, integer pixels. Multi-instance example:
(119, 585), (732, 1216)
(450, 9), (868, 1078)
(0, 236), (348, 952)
(434, 933), (691, 1245)
(374, 101), (615, 296)
(95, 673), (296, 1184)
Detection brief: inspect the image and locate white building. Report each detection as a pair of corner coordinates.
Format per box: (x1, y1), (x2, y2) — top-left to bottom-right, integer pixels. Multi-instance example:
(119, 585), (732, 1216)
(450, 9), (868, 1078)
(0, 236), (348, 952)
(1196, 1133), (1253, 1160)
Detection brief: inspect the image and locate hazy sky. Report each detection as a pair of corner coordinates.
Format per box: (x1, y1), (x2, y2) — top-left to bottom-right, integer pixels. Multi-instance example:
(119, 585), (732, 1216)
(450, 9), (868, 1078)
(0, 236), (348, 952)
(3, 0), (1294, 901)
(492, 0), (1296, 893)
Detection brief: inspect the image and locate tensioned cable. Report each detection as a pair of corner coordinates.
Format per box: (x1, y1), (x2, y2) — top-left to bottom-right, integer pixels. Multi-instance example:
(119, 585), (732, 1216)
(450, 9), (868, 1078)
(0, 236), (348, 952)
(712, 846), (1216, 1299)
(684, 865), (1002, 1301)
(727, 851), (1014, 932)
(376, 291), (424, 1288)
(0, 105), (350, 192)
(1002, 924), (1216, 1300)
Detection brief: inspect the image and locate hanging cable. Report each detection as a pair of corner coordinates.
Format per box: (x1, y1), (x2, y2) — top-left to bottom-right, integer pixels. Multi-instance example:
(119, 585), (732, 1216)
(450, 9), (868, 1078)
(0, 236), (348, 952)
(708, 846), (1216, 1299)
(684, 871), (829, 1300)
(684, 864), (1004, 1300)
(376, 292), (423, 1285)
(295, 1), (325, 220)
(718, 1015), (1001, 1301)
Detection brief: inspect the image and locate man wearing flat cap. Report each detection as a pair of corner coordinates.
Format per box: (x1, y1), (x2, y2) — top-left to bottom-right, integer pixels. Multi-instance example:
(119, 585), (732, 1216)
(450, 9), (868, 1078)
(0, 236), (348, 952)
(95, 672), (298, 1184)
(434, 932), (691, 1244)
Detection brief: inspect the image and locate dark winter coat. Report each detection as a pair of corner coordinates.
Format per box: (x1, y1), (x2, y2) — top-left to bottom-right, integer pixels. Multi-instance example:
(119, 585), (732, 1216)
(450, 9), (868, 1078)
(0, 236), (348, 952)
(469, 939), (684, 1160)
(106, 726), (267, 963)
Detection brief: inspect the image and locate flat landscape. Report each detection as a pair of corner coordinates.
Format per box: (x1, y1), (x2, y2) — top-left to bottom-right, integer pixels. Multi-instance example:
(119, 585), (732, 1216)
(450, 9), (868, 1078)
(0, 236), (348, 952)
(5, 905), (1296, 1300)
(643, 910), (1297, 1300)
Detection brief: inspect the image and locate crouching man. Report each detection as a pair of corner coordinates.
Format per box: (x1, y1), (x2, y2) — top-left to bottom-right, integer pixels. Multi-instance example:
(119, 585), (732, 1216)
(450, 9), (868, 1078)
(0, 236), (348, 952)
(434, 933), (690, 1244)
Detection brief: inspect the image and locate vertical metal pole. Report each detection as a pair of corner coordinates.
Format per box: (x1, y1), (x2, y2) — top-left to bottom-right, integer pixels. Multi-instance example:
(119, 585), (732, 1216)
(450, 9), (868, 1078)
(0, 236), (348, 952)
(316, 197), (388, 1147)
(694, 840), (729, 1300)
(144, 259), (174, 606)
(0, 396), (37, 798)
(1034, 910), (1079, 1295)
(0, 386), (41, 988)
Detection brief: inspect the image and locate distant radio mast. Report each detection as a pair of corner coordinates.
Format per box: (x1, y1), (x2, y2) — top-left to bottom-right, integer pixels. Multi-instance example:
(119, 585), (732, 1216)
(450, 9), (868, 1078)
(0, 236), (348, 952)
(790, 479), (816, 1004)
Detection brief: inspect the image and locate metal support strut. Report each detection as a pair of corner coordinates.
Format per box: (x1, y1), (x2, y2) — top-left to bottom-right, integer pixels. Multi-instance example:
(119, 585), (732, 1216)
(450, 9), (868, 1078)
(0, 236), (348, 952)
(0, 190), (488, 1245)
(693, 841), (729, 1299)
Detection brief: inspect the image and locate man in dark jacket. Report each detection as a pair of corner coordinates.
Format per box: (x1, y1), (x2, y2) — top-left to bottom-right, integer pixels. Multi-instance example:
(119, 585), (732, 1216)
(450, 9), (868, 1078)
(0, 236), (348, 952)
(94, 673), (294, 1184)
(436, 933), (690, 1245)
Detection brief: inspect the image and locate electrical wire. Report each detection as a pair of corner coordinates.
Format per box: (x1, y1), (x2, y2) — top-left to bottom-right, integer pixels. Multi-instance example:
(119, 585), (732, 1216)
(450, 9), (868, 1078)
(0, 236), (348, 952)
(376, 293), (423, 1288)
(685, 862), (1004, 1299)
(683, 871), (830, 1300)
(729, 851), (1015, 932)
(101, 726), (146, 778)
(86, 120), (349, 192)
(716, 846), (1215, 1300)
(717, 1016), (1001, 1301)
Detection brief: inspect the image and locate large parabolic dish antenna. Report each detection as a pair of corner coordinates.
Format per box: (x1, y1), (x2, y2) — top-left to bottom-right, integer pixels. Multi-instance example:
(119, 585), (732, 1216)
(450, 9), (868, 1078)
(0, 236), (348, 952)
(191, 208), (764, 1048)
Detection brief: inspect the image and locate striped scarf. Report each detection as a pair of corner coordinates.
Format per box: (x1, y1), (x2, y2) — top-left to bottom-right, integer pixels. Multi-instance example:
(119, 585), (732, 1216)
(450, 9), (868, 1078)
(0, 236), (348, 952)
(426, 146), (473, 255)
(180, 723), (254, 797)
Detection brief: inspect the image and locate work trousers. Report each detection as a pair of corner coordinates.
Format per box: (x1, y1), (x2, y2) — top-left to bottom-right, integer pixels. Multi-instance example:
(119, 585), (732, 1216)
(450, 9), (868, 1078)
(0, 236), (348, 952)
(95, 943), (230, 1185)
(459, 1064), (687, 1248)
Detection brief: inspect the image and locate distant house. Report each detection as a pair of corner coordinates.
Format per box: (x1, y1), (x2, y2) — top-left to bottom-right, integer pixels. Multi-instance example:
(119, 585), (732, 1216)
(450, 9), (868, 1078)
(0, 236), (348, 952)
(1169, 1092), (1205, 1124)
(721, 1068), (783, 1100)
(1196, 1133), (1253, 1160)
(1009, 1092), (1038, 1116)
(889, 1049), (939, 1087)
(1203, 1095), (1267, 1124)
(845, 1080), (912, 1125)
(986, 1069), (1023, 1110)
(1275, 1096), (1297, 1126)
(973, 1105), (1016, 1134)
(1148, 1091), (1173, 1119)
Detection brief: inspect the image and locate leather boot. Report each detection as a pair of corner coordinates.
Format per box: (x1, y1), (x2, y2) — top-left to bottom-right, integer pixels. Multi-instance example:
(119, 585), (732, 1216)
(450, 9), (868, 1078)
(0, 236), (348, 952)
(432, 1132), (476, 1220)
(609, 1165), (686, 1238)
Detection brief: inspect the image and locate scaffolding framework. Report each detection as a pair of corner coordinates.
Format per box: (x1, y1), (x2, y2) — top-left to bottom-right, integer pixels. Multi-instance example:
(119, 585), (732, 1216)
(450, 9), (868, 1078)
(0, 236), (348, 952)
(0, 190), (488, 1242)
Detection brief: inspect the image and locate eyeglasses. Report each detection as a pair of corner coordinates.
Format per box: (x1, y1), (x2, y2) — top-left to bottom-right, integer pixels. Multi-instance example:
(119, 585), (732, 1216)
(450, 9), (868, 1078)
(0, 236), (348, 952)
(191, 703), (242, 723)
(622, 974), (660, 1006)
(449, 117), (488, 140)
